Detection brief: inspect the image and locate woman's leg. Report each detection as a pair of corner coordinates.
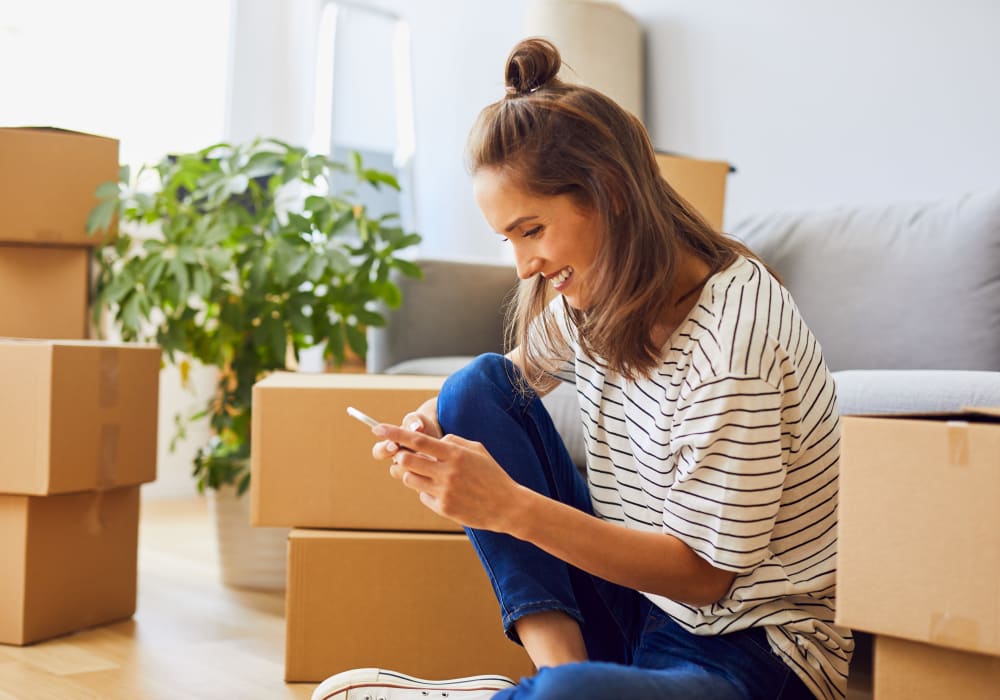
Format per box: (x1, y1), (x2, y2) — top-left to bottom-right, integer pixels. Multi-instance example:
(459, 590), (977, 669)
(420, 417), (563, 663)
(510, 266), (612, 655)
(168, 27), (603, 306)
(437, 353), (643, 667)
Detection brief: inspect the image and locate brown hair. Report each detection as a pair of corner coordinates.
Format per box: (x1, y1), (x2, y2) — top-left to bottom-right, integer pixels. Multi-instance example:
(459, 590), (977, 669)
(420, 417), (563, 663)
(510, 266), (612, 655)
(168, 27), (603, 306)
(467, 38), (764, 385)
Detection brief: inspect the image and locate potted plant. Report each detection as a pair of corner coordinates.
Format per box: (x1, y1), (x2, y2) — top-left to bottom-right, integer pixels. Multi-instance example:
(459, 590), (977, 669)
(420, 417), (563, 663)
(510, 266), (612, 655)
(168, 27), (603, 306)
(87, 138), (421, 585)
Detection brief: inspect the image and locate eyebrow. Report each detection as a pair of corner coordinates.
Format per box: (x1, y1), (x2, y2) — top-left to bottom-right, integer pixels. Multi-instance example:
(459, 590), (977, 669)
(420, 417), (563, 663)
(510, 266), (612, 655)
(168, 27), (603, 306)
(503, 215), (538, 233)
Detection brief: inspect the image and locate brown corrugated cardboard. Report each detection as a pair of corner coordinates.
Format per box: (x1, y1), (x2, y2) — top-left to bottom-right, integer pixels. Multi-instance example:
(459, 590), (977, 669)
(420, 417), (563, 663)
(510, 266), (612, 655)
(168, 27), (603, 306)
(837, 410), (1000, 657)
(0, 127), (118, 247)
(250, 372), (460, 531)
(285, 529), (535, 682)
(0, 486), (140, 645)
(0, 244), (90, 339)
(654, 152), (732, 231)
(874, 635), (1000, 699)
(0, 340), (161, 494)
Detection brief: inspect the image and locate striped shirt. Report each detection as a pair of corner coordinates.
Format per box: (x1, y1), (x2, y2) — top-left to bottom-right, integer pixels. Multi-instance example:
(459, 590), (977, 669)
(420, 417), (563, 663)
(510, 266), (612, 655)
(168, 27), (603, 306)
(542, 255), (854, 700)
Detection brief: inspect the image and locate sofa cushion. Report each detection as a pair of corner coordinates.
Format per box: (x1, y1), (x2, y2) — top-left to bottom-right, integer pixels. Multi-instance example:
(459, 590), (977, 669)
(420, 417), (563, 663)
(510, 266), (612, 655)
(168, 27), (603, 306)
(733, 189), (1000, 372)
(833, 369), (1000, 415)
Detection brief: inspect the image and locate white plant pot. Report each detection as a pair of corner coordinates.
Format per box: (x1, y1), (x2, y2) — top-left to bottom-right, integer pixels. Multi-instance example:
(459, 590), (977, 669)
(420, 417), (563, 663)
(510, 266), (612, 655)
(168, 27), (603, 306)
(208, 483), (290, 590)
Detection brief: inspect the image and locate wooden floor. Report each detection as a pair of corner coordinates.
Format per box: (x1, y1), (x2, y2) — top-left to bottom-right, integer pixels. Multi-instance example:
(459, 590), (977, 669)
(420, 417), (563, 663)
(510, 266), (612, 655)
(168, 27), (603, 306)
(0, 498), (314, 700)
(0, 498), (874, 700)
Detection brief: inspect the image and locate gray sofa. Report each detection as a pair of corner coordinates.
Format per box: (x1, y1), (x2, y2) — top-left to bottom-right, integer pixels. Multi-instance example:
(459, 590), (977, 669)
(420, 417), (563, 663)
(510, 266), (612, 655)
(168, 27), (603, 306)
(369, 187), (1000, 454)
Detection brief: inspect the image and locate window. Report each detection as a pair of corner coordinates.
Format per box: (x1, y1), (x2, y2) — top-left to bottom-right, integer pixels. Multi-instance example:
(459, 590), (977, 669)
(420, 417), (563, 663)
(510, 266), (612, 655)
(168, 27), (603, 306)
(1, 0), (232, 172)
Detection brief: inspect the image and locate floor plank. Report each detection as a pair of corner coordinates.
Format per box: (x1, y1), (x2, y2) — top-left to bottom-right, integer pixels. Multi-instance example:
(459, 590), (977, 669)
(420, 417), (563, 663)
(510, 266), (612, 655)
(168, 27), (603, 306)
(0, 497), (313, 700)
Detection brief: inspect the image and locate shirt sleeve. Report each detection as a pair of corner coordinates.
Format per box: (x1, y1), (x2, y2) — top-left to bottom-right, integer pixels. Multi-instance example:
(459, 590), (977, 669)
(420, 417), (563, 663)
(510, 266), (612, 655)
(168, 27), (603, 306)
(663, 374), (786, 574)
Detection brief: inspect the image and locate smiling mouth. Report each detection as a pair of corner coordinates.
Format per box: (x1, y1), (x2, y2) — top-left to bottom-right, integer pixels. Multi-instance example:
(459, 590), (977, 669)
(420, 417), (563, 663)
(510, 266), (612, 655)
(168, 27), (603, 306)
(545, 266), (573, 291)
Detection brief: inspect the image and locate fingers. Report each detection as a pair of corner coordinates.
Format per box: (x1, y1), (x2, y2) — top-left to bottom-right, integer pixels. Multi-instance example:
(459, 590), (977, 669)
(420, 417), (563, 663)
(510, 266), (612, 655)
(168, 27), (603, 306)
(401, 412), (425, 433)
(371, 412), (431, 459)
(374, 423), (451, 461)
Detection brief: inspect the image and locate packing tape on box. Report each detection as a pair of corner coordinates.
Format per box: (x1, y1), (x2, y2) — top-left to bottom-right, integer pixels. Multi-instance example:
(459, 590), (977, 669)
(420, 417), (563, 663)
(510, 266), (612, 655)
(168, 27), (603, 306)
(86, 489), (106, 534)
(99, 348), (120, 408)
(946, 421), (969, 466)
(98, 424), (119, 487)
(930, 611), (980, 649)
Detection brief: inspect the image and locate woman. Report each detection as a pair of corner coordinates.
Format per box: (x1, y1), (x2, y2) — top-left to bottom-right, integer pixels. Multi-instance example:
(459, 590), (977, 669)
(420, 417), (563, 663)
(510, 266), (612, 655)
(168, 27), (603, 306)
(313, 38), (852, 700)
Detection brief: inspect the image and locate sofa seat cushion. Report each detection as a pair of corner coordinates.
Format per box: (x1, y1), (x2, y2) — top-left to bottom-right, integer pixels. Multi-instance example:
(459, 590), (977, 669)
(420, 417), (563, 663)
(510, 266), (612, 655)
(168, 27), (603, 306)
(833, 369), (1000, 415)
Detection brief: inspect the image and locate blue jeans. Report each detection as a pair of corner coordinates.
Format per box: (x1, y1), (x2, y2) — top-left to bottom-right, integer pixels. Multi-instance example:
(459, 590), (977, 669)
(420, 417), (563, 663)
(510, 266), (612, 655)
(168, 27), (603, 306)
(437, 354), (815, 700)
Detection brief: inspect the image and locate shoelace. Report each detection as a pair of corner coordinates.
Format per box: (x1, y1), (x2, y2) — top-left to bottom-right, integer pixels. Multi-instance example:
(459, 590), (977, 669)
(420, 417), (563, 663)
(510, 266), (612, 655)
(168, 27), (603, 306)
(358, 693), (452, 699)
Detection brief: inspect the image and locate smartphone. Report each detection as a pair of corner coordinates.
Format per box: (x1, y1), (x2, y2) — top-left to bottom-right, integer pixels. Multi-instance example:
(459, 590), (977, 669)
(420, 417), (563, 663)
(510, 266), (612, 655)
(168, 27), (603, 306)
(346, 406), (415, 452)
(346, 405), (380, 429)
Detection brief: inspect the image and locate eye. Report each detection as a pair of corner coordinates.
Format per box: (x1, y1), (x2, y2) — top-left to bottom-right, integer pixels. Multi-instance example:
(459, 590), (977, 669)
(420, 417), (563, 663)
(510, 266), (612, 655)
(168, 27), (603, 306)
(522, 225), (542, 238)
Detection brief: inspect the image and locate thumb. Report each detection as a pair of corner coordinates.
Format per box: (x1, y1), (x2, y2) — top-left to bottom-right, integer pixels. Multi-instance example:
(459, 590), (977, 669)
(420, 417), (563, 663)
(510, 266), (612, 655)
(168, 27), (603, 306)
(402, 412), (424, 432)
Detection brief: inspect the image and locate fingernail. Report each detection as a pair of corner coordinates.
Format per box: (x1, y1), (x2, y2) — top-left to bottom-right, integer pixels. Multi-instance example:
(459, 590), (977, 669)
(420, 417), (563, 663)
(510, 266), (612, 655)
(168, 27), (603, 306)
(373, 425), (387, 436)
(385, 441), (398, 453)
(407, 421), (422, 431)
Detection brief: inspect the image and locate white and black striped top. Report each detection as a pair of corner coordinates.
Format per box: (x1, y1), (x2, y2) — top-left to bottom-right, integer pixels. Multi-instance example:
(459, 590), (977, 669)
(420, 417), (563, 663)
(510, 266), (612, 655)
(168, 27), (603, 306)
(542, 256), (854, 700)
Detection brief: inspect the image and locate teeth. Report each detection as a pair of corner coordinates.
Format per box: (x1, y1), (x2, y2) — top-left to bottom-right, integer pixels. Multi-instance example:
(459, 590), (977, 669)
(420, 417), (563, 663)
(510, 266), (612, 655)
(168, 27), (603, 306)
(549, 267), (572, 286)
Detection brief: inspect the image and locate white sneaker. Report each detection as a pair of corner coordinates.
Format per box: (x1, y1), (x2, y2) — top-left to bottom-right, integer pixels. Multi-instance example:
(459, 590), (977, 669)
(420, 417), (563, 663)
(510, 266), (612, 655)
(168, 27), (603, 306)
(311, 667), (517, 700)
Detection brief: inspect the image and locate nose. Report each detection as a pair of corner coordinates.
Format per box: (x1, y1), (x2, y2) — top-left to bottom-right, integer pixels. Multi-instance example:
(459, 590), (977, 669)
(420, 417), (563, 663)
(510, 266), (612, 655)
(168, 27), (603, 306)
(513, 246), (543, 280)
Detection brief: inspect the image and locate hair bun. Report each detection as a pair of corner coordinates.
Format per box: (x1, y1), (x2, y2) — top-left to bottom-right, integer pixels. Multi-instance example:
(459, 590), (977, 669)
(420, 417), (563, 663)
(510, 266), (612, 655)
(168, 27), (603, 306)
(505, 38), (562, 95)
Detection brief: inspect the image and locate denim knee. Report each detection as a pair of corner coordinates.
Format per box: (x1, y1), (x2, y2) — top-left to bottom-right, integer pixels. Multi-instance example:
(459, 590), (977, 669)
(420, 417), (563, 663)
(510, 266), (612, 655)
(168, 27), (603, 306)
(438, 353), (527, 429)
(509, 664), (614, 700)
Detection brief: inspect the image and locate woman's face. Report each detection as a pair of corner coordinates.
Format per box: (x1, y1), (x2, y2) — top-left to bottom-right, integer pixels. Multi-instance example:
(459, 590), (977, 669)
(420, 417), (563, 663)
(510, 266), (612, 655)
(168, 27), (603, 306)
(473, 167), (603, 309)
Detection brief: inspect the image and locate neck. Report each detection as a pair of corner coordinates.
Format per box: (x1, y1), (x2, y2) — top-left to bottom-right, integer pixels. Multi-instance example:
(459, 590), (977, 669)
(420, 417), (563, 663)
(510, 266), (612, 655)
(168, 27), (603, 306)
(652, 251), (713, 346)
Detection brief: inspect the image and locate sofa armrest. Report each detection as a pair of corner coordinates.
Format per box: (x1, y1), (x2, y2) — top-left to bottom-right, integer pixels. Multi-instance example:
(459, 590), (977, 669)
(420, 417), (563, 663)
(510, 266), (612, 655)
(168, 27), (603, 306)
(366, 258), (518, 373)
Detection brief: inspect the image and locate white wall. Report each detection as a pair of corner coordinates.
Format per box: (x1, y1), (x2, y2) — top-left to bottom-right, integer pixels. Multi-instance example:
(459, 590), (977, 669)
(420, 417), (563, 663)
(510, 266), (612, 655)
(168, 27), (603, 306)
(228, 0), (1000, 260)
(626, 0), (1000, 227)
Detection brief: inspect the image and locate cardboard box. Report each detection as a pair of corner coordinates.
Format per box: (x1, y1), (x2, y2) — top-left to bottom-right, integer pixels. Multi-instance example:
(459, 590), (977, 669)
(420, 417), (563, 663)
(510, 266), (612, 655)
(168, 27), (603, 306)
(0, 244), (90, 339)
(654, 152), (732, 231)
(285, 529), (535, 682)
(251, 372), (460, 531)
(837, 409), (1000, 656)
(0, 127), (118, 247)
(0, 340), (161, 494)
(0, 486), (140, 645)
(874, 635), (1000, 699)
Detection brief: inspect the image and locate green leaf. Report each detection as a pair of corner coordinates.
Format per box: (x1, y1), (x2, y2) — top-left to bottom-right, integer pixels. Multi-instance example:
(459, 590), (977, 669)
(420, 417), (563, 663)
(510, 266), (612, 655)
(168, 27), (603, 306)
(345, 322), (367, 357)
(326, 248), (352, 275)
(169, 257), (190, 303)
(146, 258), (168, 290)
(193, 267), (213, 298)
(95, 181), (120, 199)
(249, 256), (268, 291)
(236, 470), (251, 496)
(288, 305), (312, 336)
(354, 309), (386, 327)
(86, 199), (117, 235)
(363, 169), (400, 190)
(392, 258), (423, 278)
(305, 253), (327, 281)
(121, 293), (142, 334)
(377, 281), (403, 308)
(326, 321), (346, 365)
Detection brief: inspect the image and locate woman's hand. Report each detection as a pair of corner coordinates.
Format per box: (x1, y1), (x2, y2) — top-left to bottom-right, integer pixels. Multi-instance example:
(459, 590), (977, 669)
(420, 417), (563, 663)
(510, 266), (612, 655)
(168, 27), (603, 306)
(372, 396), (442, 460)
(373, 423), (524, 533)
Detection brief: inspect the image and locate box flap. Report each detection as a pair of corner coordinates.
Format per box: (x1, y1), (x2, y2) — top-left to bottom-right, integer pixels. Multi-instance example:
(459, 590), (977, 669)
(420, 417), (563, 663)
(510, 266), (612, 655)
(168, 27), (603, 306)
(963, 406), (1000, 420)
(842, 406), (1000, 423)
(255, 371), (446, 391)
(1, 126), (117, 142)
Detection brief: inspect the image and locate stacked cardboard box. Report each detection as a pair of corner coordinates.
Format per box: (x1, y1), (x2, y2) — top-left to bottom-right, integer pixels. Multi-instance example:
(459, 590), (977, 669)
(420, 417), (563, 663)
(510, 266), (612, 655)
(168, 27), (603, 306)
(0, 129), (161, 645)
(837, 409), (1000, 698)
(0, 127), (118, 339)
(251, 373), (535, 682)
(0, 340), (160, 644)
(249, 153), (734, 684)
